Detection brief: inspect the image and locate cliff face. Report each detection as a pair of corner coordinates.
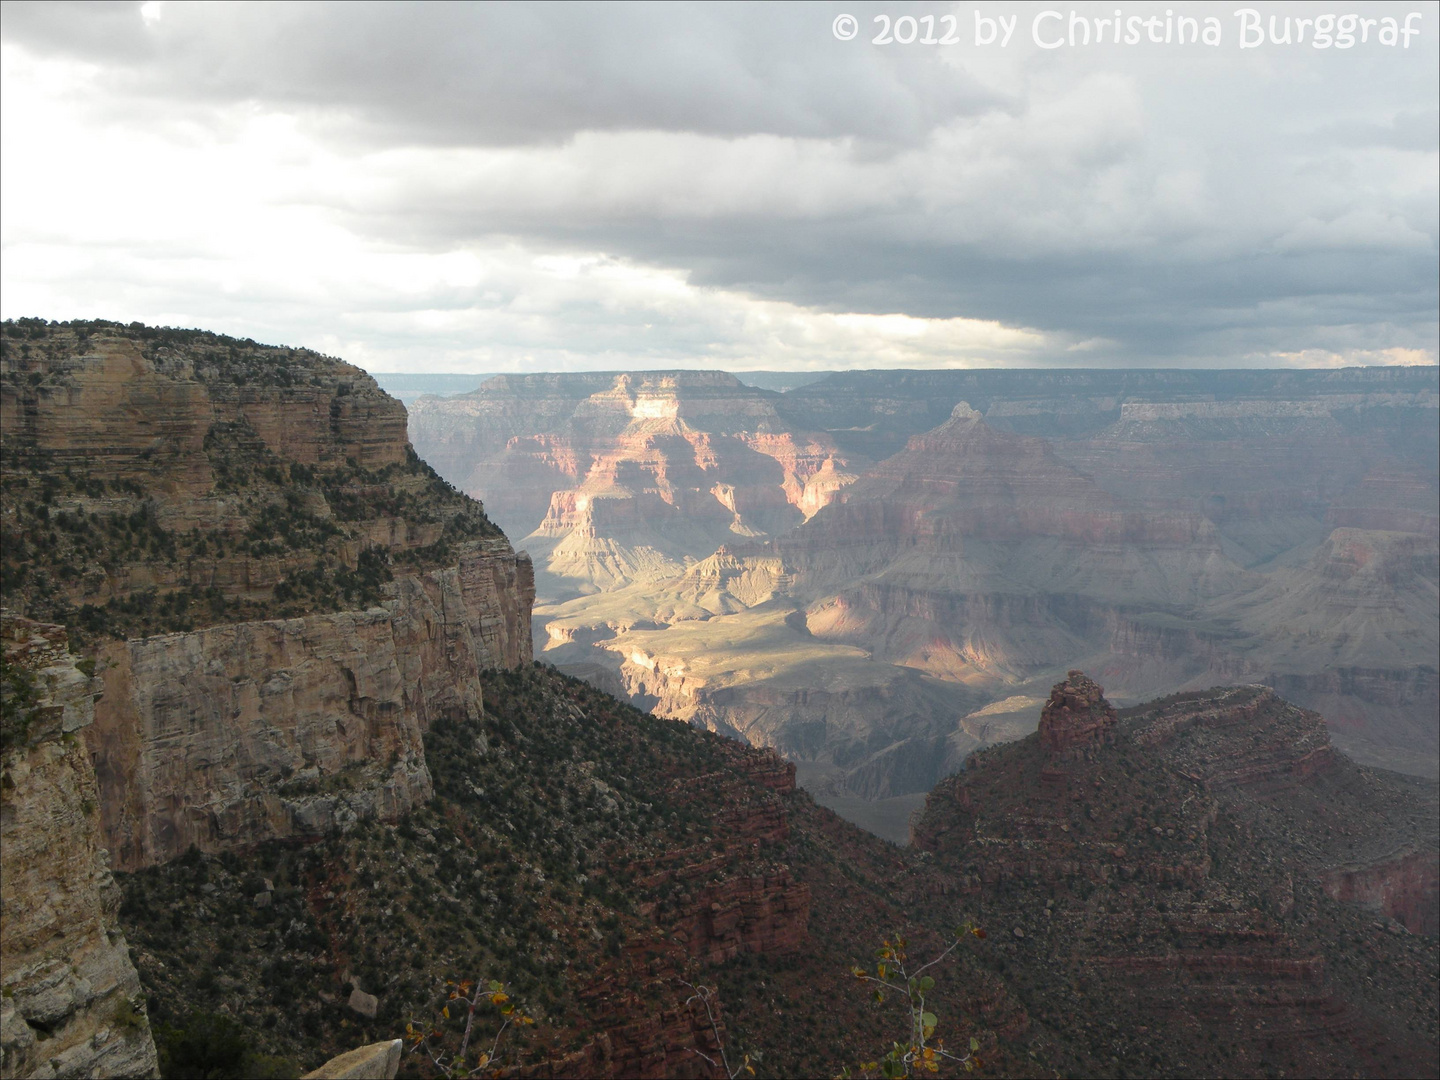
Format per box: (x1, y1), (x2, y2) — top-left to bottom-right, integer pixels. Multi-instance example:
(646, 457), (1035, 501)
(92, 549), (536, 870)
(911, 678), (1439, 1078)
(1, 617), (159, 1080)
(1, 322), (534, 871)
(408, 371), (858, 600)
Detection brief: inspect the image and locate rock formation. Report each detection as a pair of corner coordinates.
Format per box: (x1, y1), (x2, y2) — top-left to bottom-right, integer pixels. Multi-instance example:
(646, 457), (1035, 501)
(407, 371), (858, 598)
(1, 617), (160, 1080)
(6, 319), (1433, 1077)
(536, 402), (1259, 797)
(911, 680), (1439, 1078)
(90, 547), (534, 870)
(301, 1039), (401, 1079)
(1037, 670), (1116, 761)
(523, 369), (1437, 802)
(0, 322), (535, 871)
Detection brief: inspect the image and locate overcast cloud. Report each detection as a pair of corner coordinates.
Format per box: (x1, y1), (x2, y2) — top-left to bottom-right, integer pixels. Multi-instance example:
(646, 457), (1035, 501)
(1, 1), (1436, 372)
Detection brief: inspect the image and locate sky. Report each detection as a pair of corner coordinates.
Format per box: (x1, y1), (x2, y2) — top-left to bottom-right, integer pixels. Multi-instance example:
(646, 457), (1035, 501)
(1, 1), (1437, 374)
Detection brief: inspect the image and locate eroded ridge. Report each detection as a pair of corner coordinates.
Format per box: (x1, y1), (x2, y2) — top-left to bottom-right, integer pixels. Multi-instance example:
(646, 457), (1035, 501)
(912, 676), (1439, 1078)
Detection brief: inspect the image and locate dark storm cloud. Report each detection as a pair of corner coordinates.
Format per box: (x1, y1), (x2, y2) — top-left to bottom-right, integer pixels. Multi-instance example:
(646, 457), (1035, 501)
(2, 0), (1436, 366)
(0, 1), (999, 146)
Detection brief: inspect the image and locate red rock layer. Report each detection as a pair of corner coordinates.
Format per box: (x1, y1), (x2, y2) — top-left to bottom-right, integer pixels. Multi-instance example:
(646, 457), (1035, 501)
(408, 371), (859, 579)
(1321, 850), (1440, 936)
(1038, 670), (1116, 761)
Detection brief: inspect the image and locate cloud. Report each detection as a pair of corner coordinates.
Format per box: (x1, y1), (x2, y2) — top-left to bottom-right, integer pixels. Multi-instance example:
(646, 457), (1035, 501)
(0, 1), (998, 147)
(1, 1), (1436, 371)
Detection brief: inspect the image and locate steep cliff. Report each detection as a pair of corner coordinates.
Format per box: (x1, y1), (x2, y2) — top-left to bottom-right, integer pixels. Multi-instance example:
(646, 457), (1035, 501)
(1, 617), (159, 1080)
(407, 371), (858, 599)
(1, 320), (534, 869)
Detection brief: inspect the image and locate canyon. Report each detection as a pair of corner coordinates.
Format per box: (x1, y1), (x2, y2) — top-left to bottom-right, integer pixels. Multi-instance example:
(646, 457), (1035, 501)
(2, 320), (1436, 1079)
(406, 371), (856, 600)
(409, 365), (1439, 804)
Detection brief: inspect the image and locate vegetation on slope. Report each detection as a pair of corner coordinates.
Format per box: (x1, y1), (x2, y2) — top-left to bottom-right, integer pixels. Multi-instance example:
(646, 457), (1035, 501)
(114, 666), (1015, 1078)
(0, 319), (501, 648)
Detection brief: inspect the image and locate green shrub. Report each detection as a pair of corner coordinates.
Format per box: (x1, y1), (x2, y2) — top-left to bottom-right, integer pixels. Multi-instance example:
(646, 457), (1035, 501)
(154, 1010), (298, 1079)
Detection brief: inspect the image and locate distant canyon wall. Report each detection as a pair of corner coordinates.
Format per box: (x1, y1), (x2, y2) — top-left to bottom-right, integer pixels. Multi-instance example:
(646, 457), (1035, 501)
(518, 368), (1437, 793)
(407, 371), (859, 596)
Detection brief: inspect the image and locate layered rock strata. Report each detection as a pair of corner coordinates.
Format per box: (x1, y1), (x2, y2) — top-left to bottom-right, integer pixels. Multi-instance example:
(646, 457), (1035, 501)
(0, 322), (535, 870)
(407, 371), (858, 598)
(1, 617), (159, 1080)
(415, 363), (1438, 802)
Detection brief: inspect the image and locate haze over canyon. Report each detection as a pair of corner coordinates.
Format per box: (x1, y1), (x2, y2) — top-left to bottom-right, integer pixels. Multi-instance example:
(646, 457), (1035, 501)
(407, 365), (1440, 835)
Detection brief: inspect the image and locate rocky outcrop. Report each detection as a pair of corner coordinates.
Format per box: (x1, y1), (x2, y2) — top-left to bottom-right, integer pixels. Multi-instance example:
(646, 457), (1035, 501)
(1321, 849), (1440, 936)
(91, 607), (431, 872)
(301, 1040), (402, 1080)
(911, 683), (1439, 1077)
(2, 323), (536, 871)
(1, 617), (159, 1080)
(91, 531), (534, 874)
(666, 870), (810, 965)
(635, 747), (812, 962)
(0, 334), (406, 502)
(1037, 671), (1115, 761)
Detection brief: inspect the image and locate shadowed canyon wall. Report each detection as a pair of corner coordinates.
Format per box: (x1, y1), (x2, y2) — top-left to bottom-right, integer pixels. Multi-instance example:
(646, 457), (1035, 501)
(910, 676), (1439, 1078)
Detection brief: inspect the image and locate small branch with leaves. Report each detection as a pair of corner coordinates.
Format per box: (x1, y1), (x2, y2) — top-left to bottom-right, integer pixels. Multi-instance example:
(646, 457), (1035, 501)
(842, 924), (989, 1079)
(680, 980), (755, 1079)
(405, 978), (535, 1079)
